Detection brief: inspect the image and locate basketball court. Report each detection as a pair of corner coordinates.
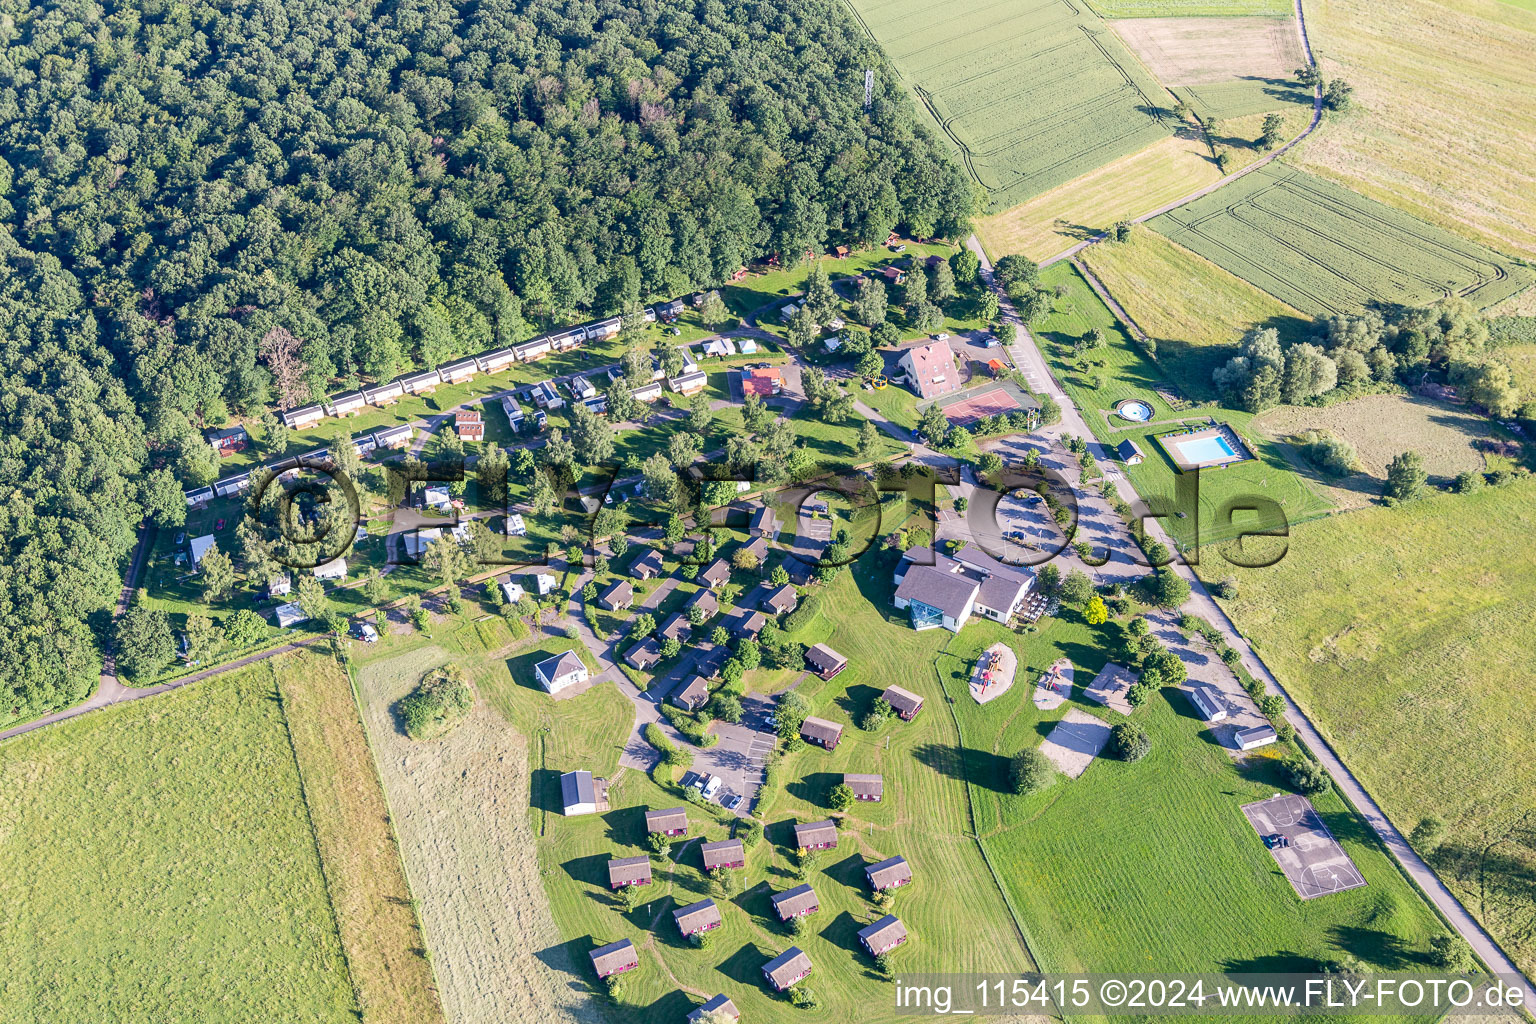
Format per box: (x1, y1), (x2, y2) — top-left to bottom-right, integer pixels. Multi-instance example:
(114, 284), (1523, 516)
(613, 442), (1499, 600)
(1241, 793), (1367, 901)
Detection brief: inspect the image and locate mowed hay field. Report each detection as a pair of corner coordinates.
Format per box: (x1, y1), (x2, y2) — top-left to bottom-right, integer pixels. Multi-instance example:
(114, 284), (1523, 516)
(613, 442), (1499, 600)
(1151, 163), (1536, 315)
(846, 0), (1173, 209)
(1080, 226), (1309, 397)
(975, 134), (1222, 261)
(1087, 0), (1290, 14)
(1251, 393), (1504, 509)
(353, 645), (603, 1024)
(1111, 16), (1315, 120)
(1292, 0), (1536, 256)
(275, 650), (446, 1024)
(0, 668), (356, 1024)
(1208, 478), (1536, 976)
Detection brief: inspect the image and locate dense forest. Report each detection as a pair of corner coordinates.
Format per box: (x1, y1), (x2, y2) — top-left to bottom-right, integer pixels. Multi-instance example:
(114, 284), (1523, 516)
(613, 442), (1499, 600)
(0, 0), (974, 723)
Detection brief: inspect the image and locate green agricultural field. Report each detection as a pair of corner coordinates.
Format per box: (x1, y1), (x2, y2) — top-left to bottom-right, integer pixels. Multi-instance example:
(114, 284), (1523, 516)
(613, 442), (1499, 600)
(845, 0), (1175, 209)
(0, 667), (356, 1024)
(1150, 163), (1536, 316)
(1079, 227), (1310, 400)
(1206, 478), (1536, 978)
(1033, 262), (1332, 552)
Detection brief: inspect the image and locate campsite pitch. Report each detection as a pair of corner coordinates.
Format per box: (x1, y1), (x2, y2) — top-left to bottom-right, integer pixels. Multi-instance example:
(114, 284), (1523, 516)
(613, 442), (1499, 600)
(1242, 794), (1367, 901)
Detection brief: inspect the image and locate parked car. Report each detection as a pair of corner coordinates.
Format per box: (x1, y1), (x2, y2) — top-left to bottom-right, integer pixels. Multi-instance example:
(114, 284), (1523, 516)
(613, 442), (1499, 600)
(354, 623), (379, 643)
(702, 775), (723, 799)
(933, 332), (950, 342)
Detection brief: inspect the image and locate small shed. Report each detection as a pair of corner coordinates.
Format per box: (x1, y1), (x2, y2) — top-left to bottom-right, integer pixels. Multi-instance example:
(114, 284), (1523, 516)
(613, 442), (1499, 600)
(805, 643), (847, 680)
(844, 773), (883, 802)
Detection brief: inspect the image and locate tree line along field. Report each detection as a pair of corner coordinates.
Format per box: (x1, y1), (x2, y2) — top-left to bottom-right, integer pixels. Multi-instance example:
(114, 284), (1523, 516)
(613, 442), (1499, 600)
(1204, 478), (1536, 979)
(0, 665), (359, 1024)
(1150, 163), (1536, 317)
(845, 0), (1175, 210)
(1291, 0), (1536, 257)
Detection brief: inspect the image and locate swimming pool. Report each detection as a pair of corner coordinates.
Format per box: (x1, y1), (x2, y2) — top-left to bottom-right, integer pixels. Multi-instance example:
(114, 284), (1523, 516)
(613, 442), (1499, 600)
(1115, 399), (1153, 422)
(1175, 434), (1237, 464)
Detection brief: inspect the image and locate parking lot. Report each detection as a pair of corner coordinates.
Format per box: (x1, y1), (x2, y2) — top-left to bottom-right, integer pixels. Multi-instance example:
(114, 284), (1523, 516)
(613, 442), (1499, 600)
(688, 694), (777, 816)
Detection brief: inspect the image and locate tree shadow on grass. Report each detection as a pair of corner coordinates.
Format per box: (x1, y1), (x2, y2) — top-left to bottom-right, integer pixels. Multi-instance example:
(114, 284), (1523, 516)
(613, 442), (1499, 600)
(1329, 925), (1427, 970)
(1221, 951), (1316, 974)
(912, 741), (1012, 793)
(787, 771), (840, 809)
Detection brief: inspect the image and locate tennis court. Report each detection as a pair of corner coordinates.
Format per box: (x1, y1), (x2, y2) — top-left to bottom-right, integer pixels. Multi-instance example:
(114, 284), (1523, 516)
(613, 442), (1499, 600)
(1241, 793), (1367, 901)
(934, 380), (1038, 428)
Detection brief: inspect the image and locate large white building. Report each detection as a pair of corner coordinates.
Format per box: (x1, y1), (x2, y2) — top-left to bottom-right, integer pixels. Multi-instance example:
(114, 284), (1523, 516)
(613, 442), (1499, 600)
(892, 548), (1034, 632)
(535, 651), (589, 694)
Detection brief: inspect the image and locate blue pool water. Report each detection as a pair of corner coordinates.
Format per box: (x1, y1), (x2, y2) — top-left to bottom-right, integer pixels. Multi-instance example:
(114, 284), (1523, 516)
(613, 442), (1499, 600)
(1177, 435), (1237, 464)
(1117, 400), (1153, 422)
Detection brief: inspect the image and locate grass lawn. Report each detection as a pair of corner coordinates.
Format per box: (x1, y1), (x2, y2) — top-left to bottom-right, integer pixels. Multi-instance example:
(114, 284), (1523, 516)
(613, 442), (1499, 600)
(1079, 226), (1311, 401)
(1033, 262), (1333, 551)
(275, 650), (445, 1024)
(1204, 477), (1536, 979)
(0, 666), (356, 1024)
(975, 135), (1223, 263)
(856, 379), (920, 431)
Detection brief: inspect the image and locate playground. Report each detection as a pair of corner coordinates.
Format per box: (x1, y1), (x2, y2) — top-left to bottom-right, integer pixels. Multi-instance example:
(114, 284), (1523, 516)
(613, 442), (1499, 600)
(969, 643), (1017, 704)
(1241, 793), (1367, 901)
(1033, 658), (1072, 711)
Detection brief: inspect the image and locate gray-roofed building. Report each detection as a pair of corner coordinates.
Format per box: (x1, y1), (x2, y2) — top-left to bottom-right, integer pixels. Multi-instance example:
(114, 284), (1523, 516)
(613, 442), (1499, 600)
(672, 677), (709, 712)
(794, 819), (838, 851)
(625, 638), (662, 670)
(534, 651), (589, 694)
(282, 404), (325, 430)
(762, 947), (812, 991)
(607, 856), (653, 888)
(845, 773), (883, 802)
(749, 505), (779, 538)
(363, 380), (405, 405)
(475, 347), (516, 373)
(739, 536), (769, 564)
(439, 358), (479, 383)
(590, 938), (639, 978)
(893, 558), (981, 631)
(858, 914), (908, 955)
(372, 424), (413, 449)
(799, 716), (843, 750)
(882, 684), (924, 720)
(805, 643), (847, 680)
(632, 548), (666, 579)
(696, 645), (730, 679)
(1117, 438), (1146, 465)
(761, 584), (798, 616)
(327, 390), (366, 416)
(1187, 684), (1228, 722)
(658, 612), (691, 643)
(645, 807), (688, 836)
(700, 558), (732, 589)
(599, 579), (634, 611)
(866, 854), (912, 891)
(672, 898), (723, 937)
(400, 369), (443, 394)
(730, 609), (767, 640)
(700, 838), (745, 870)
(560, 770), (609, 816)
(685, 588), (719, 620)
(632, 379), (664, 402)
(687, 994), (739, 1022)
(1236, 724), (1278, 750)
(769, 884), (819, 921)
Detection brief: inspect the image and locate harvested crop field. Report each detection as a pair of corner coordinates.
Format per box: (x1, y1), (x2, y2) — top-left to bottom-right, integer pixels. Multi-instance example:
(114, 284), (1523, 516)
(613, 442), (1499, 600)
(1088, 0), (1290, 14)
(1111, 16), (1303, 85)
(1252, 393), (1502, 508)
(1206, 478), (1536, 977)
(355, 646), (601, 1024)
(1291, 0), (1536, 256)
(1151, 163), (1536, 315)
(1080, 226), (1308, 398)
(847, 0), (1174, 208)
(275, 651), (445, 1024)
(976, 134), (1221, 261)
